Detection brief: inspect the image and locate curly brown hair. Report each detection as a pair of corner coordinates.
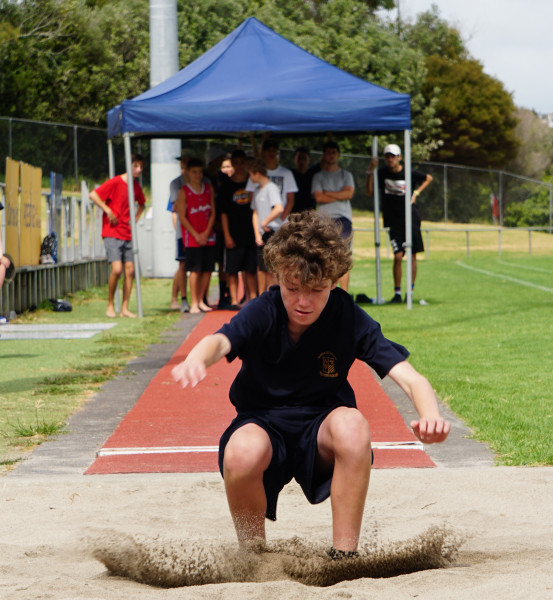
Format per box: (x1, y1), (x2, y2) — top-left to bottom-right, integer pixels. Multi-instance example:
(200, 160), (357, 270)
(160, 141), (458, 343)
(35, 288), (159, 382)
(263, 211), (352, 286)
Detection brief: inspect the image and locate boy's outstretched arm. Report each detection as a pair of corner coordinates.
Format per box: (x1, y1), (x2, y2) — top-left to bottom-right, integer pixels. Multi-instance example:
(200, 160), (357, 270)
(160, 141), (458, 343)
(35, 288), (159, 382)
(172, 333), (231, 389)
(387, 361), (450, 444)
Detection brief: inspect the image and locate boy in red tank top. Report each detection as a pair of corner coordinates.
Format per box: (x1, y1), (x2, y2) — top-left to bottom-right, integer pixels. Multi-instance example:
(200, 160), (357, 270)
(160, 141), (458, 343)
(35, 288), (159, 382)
(175, 158), (216, 314)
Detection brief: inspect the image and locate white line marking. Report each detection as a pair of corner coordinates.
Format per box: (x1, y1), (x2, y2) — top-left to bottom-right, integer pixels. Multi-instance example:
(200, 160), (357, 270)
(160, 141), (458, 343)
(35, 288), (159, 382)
(456, 261), (553, 294)
(497, 260), (553, 275)
(97, 441), (425, 457)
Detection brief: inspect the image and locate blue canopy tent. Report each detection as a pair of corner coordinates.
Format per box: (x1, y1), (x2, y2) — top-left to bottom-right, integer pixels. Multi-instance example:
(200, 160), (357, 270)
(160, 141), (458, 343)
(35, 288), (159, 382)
(107, 17), (415, 314)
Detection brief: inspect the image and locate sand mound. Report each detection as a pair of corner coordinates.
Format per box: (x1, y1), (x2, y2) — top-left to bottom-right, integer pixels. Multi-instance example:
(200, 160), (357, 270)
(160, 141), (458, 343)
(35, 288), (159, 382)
(90, 525), (462, 588)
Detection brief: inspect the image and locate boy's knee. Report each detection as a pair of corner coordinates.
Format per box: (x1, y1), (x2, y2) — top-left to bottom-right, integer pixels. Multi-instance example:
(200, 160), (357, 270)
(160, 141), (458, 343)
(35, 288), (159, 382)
(329, 409), (371, 457)
(110, 262), (123, 277)
(224, 427), (272, 477)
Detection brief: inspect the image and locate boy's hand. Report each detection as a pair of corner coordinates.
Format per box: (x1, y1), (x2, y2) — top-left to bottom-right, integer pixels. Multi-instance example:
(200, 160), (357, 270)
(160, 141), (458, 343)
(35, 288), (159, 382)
(410, 418), (450, 444)
(106, 208), (118, 225)
(171, 360), (206, 389)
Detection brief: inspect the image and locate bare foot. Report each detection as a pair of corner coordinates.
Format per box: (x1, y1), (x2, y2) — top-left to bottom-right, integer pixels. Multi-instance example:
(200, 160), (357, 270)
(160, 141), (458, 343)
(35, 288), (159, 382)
(189, 306), (201, 314)
(170, 300), (179, 310)
(199, 301), (212, 312)
(120, 309), (137, 318)
(106, 307), (117, 318)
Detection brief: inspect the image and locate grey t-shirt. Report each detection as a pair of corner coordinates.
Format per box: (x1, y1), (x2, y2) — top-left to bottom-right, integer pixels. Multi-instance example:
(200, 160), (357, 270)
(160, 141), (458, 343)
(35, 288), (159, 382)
(312, 168), (355, 221)
(251, 181), (283, 234)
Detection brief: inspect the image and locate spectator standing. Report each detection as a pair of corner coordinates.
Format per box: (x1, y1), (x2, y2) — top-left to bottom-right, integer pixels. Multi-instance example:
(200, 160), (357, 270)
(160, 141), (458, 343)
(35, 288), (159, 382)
(89, 154), (146, 318)
(219, 150), (258, 308)
(291, 146), (318, 213)
(205, 146), (231, 309)
(249, 158), (284, 293)
(247, 138), (297, 222)
(175, 158), (216, 314)
(312, 141), (355, 292)
(168, 152), (189, 313)
(366, 144), (433, 303)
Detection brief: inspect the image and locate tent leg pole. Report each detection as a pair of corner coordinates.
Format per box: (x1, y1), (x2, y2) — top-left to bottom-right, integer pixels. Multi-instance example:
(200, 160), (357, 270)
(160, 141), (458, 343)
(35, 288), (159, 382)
(404, 130), (412, 310)
(372, 136), (383, 304)
(124, 134), (143, 318)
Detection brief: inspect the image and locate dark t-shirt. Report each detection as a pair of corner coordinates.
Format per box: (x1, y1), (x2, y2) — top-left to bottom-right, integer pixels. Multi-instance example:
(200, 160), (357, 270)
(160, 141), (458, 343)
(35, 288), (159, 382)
(291, 165), (319, 213)
(218, 177), (255, 246)
(377, 166), (427, 228)
(217, 286), (409, 412)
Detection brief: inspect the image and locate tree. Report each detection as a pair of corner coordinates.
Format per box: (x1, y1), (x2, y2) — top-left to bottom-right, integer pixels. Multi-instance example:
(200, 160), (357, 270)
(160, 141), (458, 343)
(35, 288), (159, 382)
(422, 56), (518, 167)
(0, 0), (149, 126)
(176, 0), (440, 159)
(403, 6), (519, 169)
(507, 108), (553, 179)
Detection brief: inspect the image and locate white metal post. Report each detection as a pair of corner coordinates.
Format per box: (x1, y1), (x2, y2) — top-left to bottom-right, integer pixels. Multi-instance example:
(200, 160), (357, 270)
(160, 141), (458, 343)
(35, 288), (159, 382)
(404, 130), (412, 310)
(372, 136), (384, 304)
(124, 133), (143, 318)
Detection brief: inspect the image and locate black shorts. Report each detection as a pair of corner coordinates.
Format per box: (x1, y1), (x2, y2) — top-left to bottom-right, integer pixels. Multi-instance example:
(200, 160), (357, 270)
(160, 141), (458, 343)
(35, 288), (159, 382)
(388, 209), (424, 255)
(257, 230), (275, 273)
(184, 246), (216, 273)
(224, 246), (258, 275)
(218, 404), (363, 521)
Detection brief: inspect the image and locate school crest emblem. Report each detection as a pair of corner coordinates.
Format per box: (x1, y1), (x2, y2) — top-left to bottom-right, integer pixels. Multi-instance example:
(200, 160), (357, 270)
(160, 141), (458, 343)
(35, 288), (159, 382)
(318, 351), (338, 378)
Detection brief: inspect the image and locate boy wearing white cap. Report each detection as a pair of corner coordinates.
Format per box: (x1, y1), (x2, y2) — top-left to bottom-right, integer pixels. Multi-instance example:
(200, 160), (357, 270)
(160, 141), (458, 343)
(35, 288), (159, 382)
(366, 144), (433, 303)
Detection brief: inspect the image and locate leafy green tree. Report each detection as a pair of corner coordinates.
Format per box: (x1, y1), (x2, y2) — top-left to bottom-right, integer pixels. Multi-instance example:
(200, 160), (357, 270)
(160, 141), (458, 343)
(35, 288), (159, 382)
(0, 0), (149, 125)
(507, 108), (553, 179)
(403, 6), (518, 169)
(503, 180), (552, 228)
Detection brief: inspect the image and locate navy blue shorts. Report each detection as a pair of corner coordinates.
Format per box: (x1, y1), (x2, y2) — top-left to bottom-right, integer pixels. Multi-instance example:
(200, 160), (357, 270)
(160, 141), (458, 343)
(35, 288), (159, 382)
(218, 404), (369, 521)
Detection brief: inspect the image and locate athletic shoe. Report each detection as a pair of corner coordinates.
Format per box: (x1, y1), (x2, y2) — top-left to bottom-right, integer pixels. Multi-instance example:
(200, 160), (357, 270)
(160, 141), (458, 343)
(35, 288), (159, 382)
(389, 293), (402, 304)
(0, 316), (8, 325)
(180, 298), (190, 313)
(227, 304), (241, 311)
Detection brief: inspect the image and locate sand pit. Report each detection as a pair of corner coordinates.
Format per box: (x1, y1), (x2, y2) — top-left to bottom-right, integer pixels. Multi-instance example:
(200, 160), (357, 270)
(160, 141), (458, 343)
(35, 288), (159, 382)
(90, 526), (461, 587)
(1, 467), (553, 599)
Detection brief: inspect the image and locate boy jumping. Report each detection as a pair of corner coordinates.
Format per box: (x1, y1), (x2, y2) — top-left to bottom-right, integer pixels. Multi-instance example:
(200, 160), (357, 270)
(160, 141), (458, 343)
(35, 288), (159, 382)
(172, 211), (449, 556)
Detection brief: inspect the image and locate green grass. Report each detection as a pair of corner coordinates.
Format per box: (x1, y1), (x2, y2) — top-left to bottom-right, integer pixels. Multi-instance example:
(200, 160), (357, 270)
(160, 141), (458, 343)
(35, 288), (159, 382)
(350, 220), (553, 466)
(0, 277), (180, 469)
(1, 215), (553, 469)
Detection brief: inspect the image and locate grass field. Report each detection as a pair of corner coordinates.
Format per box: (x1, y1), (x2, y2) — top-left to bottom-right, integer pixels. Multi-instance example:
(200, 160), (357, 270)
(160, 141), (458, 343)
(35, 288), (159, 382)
(1, 215), (552, 470)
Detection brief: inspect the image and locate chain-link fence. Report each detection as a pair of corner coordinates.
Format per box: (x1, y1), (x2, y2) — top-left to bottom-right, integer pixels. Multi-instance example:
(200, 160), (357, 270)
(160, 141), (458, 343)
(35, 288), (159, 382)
(1, 117), (551, 231)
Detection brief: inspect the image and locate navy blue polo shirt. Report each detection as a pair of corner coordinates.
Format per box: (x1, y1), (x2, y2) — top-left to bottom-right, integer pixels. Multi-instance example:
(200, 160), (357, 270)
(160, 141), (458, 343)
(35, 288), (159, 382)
(217, 286), (409, 412)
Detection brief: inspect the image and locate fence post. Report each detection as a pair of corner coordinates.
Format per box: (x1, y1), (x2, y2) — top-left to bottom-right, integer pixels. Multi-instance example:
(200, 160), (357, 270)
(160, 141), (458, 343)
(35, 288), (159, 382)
(549, 184), (553, 235)
(443, 164), (448, 223)
(466, 230), (470, 257)
(425, 229), (430, 259)
(498, 229), (501, 257)
(498, 171), (504, 227)
(73, 126), (79, 190)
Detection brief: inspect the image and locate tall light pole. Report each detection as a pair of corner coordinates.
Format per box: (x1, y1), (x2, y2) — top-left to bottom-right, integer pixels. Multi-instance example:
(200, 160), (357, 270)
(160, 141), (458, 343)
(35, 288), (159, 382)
(148, 0), (181, 277)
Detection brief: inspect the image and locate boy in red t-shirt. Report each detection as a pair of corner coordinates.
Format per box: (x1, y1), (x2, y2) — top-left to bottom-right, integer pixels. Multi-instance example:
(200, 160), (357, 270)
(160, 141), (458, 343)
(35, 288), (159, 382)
(175, 158), (216, 314)
(89, 154), (146, 318)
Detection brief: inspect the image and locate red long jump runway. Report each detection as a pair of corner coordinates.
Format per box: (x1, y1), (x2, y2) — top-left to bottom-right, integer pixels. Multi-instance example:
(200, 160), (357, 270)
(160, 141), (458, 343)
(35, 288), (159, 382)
(85, 311), (434, 475)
